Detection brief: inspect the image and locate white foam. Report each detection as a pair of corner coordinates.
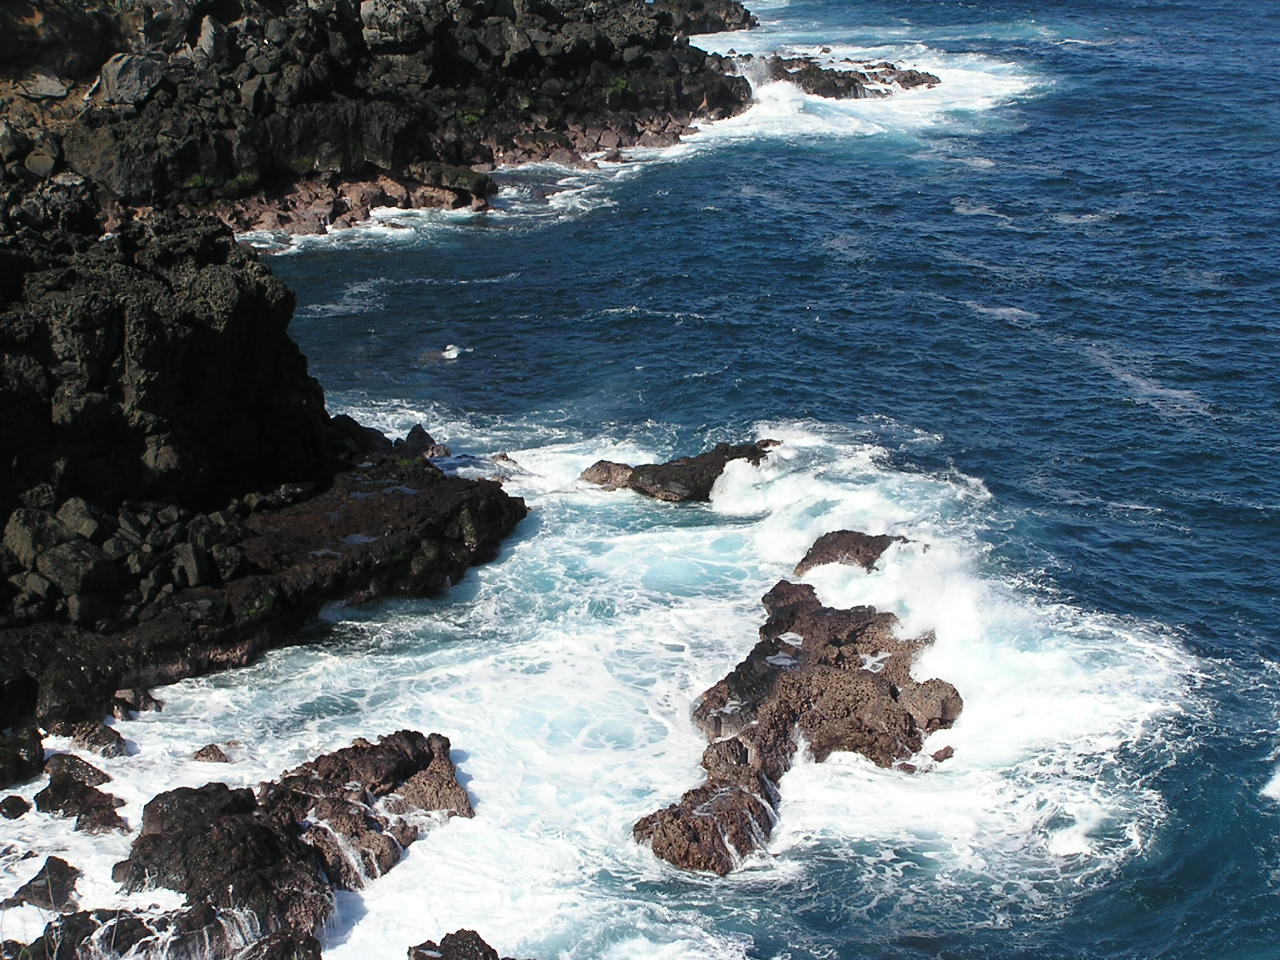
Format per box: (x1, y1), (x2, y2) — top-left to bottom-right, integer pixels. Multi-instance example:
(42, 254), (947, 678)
(1, 420), (1196, 956)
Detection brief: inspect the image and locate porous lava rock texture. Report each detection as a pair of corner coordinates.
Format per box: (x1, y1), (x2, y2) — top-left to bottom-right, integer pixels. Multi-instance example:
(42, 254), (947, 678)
(580, 439), (778, 502)
(635, 579), (962, 874)
(9, 731), (488, 960)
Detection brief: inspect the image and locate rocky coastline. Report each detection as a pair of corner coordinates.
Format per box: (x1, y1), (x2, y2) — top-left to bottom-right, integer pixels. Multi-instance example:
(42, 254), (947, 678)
(1, 0), (954, 953)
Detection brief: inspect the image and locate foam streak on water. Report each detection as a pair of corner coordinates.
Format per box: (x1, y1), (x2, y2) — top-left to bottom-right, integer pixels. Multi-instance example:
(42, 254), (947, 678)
(0, 422), (1195, 958)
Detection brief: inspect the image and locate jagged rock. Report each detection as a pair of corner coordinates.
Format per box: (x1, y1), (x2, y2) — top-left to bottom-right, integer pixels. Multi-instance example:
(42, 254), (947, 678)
(407, 929), (529, 960)
(7, 903), (301, 960)
(0, 794), (31, 818)
(34, 772), (127, 833)
(0, 179), (527, 727)
(100, 53), (164, 106)
(633, 780), (774, 876)
(194, 743), (230, 763)
(113, 781), (333, 933)
(236, 931), (324, 960)
(265, 731), (473, 889)
(635, 580), (963, 874)
(4, 510), (68, 570)
(402, 424), (437, 456)
(36, 540), (121, 597)
(580, 440), (778, 502)
(578, 460), (634, 490)
(794, 530), (908, 575)
(758, 55), (940, 100)
(0, 726), (43, 789)
(1, 856), (81, 912)
(49, 720), (127, 758)
(44, 753), (111, 786)
(110, 730), (474, 944)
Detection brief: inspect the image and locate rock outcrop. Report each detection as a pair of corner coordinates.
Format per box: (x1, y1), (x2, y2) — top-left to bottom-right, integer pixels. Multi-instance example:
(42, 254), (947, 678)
(580, 439), (778, 502)
(1, 0), (757, 232)
(750, 55), (940, 99)
(793, 529), (908, 575)
(1, 856), (82, 912)
(634, 579), (962, 874)
(9, 731), (481, 960)
(0, 178), (527, 730)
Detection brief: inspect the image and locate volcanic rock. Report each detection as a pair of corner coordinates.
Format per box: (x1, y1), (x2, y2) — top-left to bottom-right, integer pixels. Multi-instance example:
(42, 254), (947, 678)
(48, 720), (127, 758)
(635, 580), (962, 874)
(102, 730), (475, 952)
(193, 743), (230, 763)
(0, 725), (42, 788)
(794, 530), (908, 575)
(408, 929), (532, 960)
(113, 781), (332, 933)
(580, 440), (778, 502)
(0, 794), (31, 819)
(34, 772), (127, 833)
(1, 856), (81, 912)
(43, 753), (111, 786)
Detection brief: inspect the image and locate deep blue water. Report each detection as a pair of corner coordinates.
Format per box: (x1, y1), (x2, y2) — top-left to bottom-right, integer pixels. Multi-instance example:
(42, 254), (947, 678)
(266, 1), (1280, 956)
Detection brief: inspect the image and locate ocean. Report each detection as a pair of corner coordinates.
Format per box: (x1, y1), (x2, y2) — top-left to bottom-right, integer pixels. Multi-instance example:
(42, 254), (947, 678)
(4, 0), (1279, 956)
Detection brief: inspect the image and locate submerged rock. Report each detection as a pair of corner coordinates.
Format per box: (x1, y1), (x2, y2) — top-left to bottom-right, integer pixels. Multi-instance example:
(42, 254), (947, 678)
(580, 440), (779, 502)
(635, 580), (962, 874)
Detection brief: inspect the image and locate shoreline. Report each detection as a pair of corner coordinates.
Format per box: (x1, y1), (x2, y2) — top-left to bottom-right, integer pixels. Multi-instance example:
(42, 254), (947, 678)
(1, 0), (949, 956)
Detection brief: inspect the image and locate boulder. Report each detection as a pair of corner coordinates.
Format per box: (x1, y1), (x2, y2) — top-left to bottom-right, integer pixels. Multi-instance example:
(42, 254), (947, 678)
(34, 773), (127, 833)
(633, 780), (773, 876)
(408, 929), (515, 960)
(49, 719), (128, 758)
(580, 440), (778, 502)
(793, 530), (908, 575)
(0, 726), (43, 789)
(635, 580), (963, 873)
(112, 781), (334, 934)
(1, 794), (31, 818)
(194, 743), (230, 763)
(578, 460), (633, 490)
(44, 753), (111, 786)
(1, 856), (81, 912)
(112, 730), (475, 937)
(100, 54), (164, 106)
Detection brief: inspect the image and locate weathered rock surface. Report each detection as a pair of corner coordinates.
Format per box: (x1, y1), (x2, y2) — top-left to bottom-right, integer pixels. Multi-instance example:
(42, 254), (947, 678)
(1, 856), (81, 912)
(793, 529), (908, 575)
(7, 731), (471, 959)
(193, 743), (230, 763)
(43, 753), (111, 787)
(580, 439), (778, 502)
(0, 177), (341, 519)
(409, 929), (530, 960)
(634, 579), (962, 874)
(0, 179), (527, 730)
(34, 771), (127, 834)
(1, 0), (757, 231)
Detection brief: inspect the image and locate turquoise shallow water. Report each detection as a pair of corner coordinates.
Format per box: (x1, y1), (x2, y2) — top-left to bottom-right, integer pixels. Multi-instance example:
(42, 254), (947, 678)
(7, 1), (1275, 957)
